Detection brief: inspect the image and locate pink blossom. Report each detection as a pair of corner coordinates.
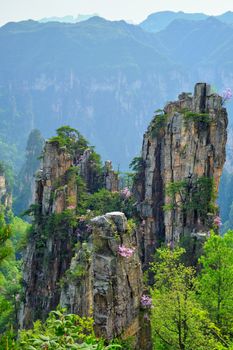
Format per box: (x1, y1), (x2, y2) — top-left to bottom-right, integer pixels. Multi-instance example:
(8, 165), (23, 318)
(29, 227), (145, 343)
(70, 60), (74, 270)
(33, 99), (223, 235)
(118, 245), (135, 258)
(121, 187), (132, 199)
(67, 205), (76, 210)
(214, 216), (222, 227)
(141, 294), (152, 308)
(222, 88), (232, 104)
(86, 224), (92, 233)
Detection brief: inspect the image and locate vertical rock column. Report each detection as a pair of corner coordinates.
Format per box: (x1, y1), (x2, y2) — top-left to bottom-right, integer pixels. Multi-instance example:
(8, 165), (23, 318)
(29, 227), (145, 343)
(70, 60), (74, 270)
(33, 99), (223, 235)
(20, 141), (76, 328)
(60, 212), (143, 344)
(91, 212), (142, 340)
(135, 83), (228, 265)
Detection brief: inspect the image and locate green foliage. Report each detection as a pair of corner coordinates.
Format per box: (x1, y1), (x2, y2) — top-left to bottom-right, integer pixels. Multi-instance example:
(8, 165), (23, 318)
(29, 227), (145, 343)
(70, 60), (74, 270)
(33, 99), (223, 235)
(198, 231), (233, 336)
(0, 207), (13, 265)
(150, 247), (224, 350)
(0, 208), (29, 335)
(119, 172), (134, 190)
(164, 176), (217, 220)
(65, 242), (92, 283)
(183, 111), (210, 124)
(7, 308), (122, 350)
(89, 151), (102, 178)
(40, 209), (77, 241)
(129, 156), (144, 182)
(49, 126), (89, 158)
(75, 174), (89, 215)
(127, 218), (137, 233)
(84, 189), (136, 219)
(22, 203), (41, 222)
(10, 216), (31, 252)
(129, 156), (144, 174)
(150, 110), (168, 137)
(67, 264), (86, 281)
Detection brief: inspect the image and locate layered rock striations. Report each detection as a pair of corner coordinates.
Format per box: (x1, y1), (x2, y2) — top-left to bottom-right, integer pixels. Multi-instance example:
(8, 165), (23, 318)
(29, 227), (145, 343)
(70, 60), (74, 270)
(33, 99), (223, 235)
(135, 83), (228, 265)
(21, 140), (77, 326)
(61, 212), (142, 341)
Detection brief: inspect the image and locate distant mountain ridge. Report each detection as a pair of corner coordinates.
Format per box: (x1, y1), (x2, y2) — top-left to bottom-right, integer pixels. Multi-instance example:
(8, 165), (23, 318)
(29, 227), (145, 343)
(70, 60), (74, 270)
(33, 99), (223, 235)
(140, 10), (233, 32)
(39, 14), (98, 23)
(0, 15), (233, 171)
(0, 16), (177, 170)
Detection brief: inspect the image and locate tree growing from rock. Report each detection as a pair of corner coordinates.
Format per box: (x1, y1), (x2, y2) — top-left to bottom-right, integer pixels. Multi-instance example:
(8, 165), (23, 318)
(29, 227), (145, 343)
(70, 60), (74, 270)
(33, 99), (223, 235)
(150, 247), (223, 350)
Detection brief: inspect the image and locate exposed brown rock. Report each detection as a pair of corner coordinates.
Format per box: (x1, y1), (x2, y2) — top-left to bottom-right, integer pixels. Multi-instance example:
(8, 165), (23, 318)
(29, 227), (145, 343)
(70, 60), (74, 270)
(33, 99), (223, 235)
(135, 83), (228, 265)
(60, 212), (142, 342)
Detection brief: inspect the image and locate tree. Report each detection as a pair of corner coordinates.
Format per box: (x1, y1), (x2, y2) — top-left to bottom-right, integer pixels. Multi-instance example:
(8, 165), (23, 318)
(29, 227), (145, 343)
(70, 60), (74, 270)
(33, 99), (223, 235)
(0, 208), (29, 335)
(0, 207), (12, 265)
(49, 126), (89, 158)
(199, 231), (233, 336)
(11, 308), (121, 350)
(150, 247), (223, 350)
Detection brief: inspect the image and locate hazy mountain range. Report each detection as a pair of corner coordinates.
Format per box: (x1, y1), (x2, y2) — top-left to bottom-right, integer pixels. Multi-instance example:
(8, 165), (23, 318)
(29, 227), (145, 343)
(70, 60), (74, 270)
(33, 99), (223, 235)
(140, 10), (233, 32)
(0, 13), (233, 172)
(39, 14), (98, 24)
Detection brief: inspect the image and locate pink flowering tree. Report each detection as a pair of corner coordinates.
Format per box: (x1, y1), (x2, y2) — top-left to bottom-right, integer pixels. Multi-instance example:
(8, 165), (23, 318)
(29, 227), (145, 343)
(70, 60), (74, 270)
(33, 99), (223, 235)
(120, 187), (132, 199)
(213, 216), (222, 228)
(118, 245), (135, 258)
(67, 205), (76, 210)
(141, 294), (152, 308)
(222, 88), (232, 105)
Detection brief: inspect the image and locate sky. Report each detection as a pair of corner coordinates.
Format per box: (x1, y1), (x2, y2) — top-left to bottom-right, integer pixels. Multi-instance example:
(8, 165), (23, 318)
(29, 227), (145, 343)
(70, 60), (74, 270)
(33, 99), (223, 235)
(1, 0), (233, 25)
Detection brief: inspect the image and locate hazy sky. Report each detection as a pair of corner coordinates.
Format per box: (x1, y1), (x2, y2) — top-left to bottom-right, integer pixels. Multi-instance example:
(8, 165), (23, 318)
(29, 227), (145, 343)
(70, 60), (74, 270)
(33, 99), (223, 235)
(1, 0), (233, 25)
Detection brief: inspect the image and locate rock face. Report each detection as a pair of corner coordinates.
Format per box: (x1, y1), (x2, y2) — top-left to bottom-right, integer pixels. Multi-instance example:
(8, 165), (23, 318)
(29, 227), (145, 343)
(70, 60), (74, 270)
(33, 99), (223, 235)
(0, 174), (12, 209)
(135, 83), (228, 265)
(20, 141), (76, 327)
(20, 139), (142, 347)
(61, 212), (142, 341)
(103, 161), (119, 192)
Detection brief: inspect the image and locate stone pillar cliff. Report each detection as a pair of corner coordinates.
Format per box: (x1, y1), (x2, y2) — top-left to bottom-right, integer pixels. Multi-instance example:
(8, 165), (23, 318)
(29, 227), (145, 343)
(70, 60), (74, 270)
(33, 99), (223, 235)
(134, 83), (228, 265)
(60, 212), (142, 343)
(20, 139), (142, 347)
(20, 83), (227, 349)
